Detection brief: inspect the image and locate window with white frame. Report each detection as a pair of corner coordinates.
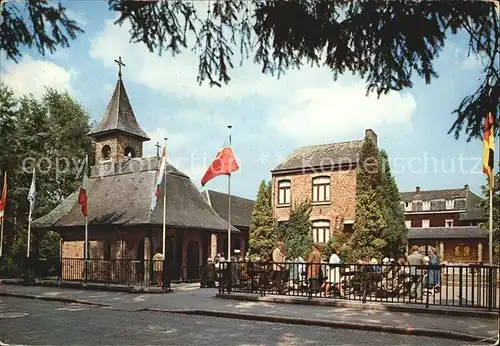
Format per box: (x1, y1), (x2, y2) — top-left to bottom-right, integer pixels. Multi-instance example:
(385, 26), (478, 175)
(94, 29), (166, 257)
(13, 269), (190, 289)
(312, 176), (330, 202)
(445, 200), (454, 210)
(422, 219), (430, 228)
(405, 220), (412, 228)
(422, 201), (430, 211)
(445, 219), (453, 227)
(312, 220), (330, 244)
(277, 180), (291, 205)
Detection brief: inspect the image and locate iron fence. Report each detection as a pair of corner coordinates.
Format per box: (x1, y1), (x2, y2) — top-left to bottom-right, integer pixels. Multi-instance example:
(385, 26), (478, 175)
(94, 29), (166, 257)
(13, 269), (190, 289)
(218, 261), (499, 310)
(0, 257), (173, 289)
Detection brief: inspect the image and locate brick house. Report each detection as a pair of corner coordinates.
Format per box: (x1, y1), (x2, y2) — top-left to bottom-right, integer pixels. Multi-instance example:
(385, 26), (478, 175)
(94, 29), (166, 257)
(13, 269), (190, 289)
(401, 185), (488, 263)
(202, 189), (254, 256)
(271, 129), (377, 245)
(31, 71), (242, 282)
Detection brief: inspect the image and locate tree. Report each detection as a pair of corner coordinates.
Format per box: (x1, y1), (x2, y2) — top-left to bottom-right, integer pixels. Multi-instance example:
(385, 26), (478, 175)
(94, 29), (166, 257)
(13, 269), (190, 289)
(378, 150), (407, 257)
(0, 84), (93, 259)
(349, 135), (387, 261)
(277, 201), (313, 260)
(248, 180), (276, 258)
(3, 1), (497, 140)
(481, 171), (500, 259)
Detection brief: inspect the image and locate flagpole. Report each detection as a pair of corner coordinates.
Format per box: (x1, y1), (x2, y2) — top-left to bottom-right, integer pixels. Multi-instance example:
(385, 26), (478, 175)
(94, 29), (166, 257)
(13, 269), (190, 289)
(27, 167), (35, 258)
(227, 125), (232, 260)
(162, 138), (168, 257)
(0, 215), (4, 257)
(84, 155), (89, 280)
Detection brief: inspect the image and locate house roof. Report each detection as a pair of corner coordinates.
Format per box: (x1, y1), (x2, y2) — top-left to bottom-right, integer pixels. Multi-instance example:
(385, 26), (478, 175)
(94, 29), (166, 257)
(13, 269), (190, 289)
(32, 157), (238, 233)
(407, 227), (488, 239)
(202, 189), (254, 228)
(88, 77), (150, 141)
(272, 139), (364, 172)
(400, 188), (467, 202)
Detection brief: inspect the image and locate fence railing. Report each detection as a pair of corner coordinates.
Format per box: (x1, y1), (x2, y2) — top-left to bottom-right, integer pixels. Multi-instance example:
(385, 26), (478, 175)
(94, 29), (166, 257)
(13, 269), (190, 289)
(217, 261), (499, 311)
(0, 257), (174, 289)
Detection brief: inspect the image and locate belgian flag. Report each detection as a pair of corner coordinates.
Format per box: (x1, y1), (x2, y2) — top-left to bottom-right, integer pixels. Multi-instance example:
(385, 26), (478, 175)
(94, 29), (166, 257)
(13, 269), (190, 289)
(483, 111), (495, 189)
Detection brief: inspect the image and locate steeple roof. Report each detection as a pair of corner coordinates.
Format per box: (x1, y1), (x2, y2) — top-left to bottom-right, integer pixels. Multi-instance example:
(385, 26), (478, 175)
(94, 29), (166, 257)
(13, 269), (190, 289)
(89, 77), (150, 141)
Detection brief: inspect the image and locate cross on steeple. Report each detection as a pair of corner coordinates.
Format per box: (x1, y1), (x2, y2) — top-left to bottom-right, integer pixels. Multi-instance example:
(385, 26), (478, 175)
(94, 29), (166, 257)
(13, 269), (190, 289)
(155, 142), (161, 157)
(114, 56), (126, 78)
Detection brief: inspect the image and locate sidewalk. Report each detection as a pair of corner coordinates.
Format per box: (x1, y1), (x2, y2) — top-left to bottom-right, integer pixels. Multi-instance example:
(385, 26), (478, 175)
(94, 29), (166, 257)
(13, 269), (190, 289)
(0, 283), (497, 343)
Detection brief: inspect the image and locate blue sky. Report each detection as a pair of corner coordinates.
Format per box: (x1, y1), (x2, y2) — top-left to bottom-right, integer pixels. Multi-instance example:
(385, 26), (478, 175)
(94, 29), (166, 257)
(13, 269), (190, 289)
(2, 1), (497, 200)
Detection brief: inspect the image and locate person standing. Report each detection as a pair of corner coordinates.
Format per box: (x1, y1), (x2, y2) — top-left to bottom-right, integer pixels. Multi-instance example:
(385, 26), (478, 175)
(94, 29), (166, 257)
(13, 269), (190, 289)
(307, 244), (322, 293)
(272, 241), (286, 294)
(324, 248), (344, 298)
(428, 248), (441, 293)
(407, 245), (425, 299)
(152, 247), (164, 287)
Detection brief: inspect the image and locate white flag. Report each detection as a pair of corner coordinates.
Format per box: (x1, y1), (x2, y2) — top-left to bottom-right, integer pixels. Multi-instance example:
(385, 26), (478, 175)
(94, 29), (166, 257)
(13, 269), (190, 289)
(27, 167), (36, 221)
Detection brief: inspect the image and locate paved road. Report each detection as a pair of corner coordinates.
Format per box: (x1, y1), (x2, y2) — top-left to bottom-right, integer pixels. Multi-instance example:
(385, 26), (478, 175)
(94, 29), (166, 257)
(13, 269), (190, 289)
(0, 297), (462, 345)
(0, 284), (496, 340)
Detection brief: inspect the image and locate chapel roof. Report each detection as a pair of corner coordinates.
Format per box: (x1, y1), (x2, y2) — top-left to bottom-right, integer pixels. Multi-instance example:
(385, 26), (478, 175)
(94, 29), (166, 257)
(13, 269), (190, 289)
(32, 157), (239, 232)
(202, 189), (255, 229)
(88, 76), (150, 141)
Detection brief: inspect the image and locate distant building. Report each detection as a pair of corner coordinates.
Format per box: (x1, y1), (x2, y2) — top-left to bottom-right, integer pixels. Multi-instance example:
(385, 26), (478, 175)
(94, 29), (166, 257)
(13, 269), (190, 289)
(271, 129), (377, 245)
(202, 189), (254, 256)
(401, 185), (488, 263)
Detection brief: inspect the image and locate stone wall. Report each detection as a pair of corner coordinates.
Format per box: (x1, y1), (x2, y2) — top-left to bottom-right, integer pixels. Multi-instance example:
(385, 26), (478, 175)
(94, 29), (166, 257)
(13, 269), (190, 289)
(272, 168), (357, 231)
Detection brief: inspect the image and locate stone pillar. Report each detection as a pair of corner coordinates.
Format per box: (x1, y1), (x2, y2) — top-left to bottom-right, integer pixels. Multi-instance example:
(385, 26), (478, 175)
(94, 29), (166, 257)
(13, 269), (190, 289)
(478, 241), (483, 262)
(439, 242), (445, 261)
(210, 233), (217, 259)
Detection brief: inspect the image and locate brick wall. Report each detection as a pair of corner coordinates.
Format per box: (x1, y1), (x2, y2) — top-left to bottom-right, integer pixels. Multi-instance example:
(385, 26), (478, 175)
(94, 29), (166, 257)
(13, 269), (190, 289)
(94, 133), (144, 163)
(405, 212), (461, 227)
(272, 168), (357, 232)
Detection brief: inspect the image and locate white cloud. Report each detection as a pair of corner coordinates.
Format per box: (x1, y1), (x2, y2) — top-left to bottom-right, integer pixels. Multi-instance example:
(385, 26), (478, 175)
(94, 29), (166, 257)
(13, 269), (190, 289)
(268, 76), (416, 145)
(1, 55), (77, 98)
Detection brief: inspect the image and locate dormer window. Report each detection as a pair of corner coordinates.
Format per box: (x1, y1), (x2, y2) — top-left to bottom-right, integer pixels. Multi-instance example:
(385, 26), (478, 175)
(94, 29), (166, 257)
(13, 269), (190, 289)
(454, 198), (466, 210)
(445, 200), (454, 210)
(404, 202), (412, 211)
(101, 145), (111, 161)
(422, 201), (430, 211)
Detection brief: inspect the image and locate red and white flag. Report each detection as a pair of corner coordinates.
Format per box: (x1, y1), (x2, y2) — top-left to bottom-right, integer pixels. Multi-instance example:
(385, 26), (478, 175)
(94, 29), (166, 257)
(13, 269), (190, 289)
(78, 156), (89, 217)
(201, 146), (240, 186)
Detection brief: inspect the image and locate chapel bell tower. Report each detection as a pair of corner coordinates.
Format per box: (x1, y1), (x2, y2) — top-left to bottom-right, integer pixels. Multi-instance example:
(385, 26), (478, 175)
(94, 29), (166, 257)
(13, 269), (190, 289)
(88, 57), (150, 163)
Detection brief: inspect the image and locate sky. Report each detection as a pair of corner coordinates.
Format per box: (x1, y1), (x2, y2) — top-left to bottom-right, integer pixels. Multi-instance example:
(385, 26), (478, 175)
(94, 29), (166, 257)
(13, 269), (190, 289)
(1, 1), (497, 200)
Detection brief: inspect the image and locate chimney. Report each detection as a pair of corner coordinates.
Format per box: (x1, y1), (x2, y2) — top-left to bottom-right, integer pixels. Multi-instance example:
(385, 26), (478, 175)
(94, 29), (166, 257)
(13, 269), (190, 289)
(464, 184), (469, 190)
(416, 186), (420, 193)
(365, 129), (378, 146)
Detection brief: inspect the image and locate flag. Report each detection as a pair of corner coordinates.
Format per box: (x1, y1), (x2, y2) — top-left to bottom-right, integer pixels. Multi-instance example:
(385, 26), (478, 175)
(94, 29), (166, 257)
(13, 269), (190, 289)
(78, 156), (89, 217)
(483, 111), (495, 189)
(0, 173), (7, 220)
(151, 146), (167, 210)
(201, 146), (240, 186)
(27, 168), (36, 221)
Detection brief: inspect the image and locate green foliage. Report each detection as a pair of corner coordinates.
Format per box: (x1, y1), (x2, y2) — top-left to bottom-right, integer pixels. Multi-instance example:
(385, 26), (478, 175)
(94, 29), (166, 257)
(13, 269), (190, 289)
(350, 136), (387, 261)
(278, 201), (313, 259)
(322, 232), (350, 263)
(2, 2), (497, 140)
(248, 180), (276, 258)
(0, 84), (92, 259)
(378, 150), (407, 256)
(0, 0), (83, 62)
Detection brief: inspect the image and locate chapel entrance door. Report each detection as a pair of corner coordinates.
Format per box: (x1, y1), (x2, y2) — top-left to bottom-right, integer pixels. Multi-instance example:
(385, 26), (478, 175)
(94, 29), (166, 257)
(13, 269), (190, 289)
(186, 241), (199, 280)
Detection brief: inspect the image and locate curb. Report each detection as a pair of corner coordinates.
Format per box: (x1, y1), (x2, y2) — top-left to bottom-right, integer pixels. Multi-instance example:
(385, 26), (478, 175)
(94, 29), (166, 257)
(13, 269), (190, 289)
(215, 293), (498, 319)
(0, 292), (109, 307)
(147, 307), (491, 343)
(0, 279), (171, 294)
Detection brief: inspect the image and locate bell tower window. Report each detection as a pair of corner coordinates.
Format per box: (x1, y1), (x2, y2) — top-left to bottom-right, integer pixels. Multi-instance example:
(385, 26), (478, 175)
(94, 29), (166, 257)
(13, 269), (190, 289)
(101, 145), (111, 161)
(124, 147), (136, 158)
